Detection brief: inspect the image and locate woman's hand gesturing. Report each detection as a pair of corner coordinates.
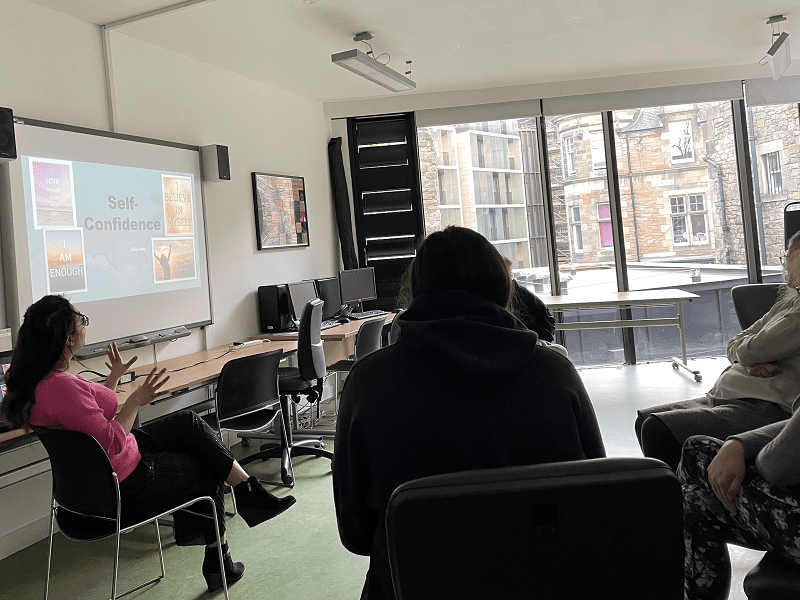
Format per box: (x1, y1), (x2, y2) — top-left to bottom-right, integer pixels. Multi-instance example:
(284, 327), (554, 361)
(130, 367), (170, 407)
(104, 342), (138, 389)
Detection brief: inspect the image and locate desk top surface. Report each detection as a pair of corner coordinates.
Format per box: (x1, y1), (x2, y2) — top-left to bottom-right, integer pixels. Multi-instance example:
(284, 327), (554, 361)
(539, 288), (699, 309)
(252, 313), (394, 342)
(115, 339), (297, 402)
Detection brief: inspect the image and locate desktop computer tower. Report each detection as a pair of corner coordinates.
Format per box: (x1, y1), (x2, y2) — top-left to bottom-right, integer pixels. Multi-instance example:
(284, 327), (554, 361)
(257, 284), (294, 332)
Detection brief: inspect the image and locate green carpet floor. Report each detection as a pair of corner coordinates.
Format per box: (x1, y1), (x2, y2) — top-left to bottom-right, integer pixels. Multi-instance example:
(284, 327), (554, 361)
(0, 435), (369, 600)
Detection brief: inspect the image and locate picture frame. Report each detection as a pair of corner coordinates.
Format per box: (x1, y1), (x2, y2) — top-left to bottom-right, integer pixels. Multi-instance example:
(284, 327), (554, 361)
(251, 172), (309, 250)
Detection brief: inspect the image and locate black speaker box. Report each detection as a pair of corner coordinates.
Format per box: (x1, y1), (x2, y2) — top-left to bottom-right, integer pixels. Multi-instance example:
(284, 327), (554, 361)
(257, 284), (294, 332)
(0, 107), (17, 161)
(200, 144), (230, 181)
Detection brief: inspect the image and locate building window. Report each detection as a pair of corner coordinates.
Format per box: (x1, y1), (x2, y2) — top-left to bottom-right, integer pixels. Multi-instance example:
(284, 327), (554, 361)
(668, 120), (694, 163)
(670, 194), (708, 245)
(590, 131), (606, 170)
(563, 136), (576, 177)
(598, 203), (613, 248)
(764, 151), (783, 195)
(571, 206), (584, 252)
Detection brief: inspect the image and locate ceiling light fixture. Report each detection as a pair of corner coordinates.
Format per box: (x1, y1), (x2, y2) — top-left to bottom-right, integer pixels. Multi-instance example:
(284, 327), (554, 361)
(331, 32), (416, 93)
(763, 15), (792, 81)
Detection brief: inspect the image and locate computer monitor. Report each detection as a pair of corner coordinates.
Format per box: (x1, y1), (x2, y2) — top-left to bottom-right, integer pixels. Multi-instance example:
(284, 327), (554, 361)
(315, 277), (343, 320)
(339, 267), (378, 304)
(286, 281), (319, 322)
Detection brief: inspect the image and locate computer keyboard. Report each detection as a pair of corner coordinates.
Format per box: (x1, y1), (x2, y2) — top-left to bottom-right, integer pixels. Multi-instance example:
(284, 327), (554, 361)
(321, 320), (341, 330)
(347, 309), (388, 320)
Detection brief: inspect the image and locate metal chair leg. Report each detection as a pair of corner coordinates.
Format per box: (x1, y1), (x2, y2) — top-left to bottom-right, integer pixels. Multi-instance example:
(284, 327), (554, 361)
(44, 502), (55, 600)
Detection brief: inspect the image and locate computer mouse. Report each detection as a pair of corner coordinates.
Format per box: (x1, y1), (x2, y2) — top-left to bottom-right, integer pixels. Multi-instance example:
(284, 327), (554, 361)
(336, 317), (351, 324)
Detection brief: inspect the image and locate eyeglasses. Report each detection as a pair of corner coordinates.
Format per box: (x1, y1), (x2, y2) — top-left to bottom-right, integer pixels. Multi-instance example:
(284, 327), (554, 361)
(75, 313), (89, 328)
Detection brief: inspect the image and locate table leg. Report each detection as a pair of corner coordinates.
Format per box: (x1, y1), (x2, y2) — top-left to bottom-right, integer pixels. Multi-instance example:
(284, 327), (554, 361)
(671, 302), (702, 382)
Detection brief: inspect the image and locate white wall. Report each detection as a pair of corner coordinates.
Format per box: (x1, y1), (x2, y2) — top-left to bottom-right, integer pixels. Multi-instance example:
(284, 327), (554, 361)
(0, 0), (337, 558)
(0, 0), (338, 351)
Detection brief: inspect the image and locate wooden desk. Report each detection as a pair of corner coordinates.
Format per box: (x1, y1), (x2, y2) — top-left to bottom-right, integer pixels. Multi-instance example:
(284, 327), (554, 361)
(539, 288), (701, 380)
(251, 314), (394, 363)
(115, 339), (298, 405)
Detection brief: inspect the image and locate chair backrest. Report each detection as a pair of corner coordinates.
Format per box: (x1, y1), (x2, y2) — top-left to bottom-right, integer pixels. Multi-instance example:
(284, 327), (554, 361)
(32, 426), (119, 520)
(387, 311), (403, 345)
(216, 348), (283, 422)
(297, 298), (327, 381)
(354, 317), (384, 360)
(386, 457), (684, 600)
(731, 283), (782, 330)
(785, 201), (800, 249)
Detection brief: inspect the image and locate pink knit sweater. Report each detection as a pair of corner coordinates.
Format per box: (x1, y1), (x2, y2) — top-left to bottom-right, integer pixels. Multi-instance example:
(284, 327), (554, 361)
(31, 372), (141, 482)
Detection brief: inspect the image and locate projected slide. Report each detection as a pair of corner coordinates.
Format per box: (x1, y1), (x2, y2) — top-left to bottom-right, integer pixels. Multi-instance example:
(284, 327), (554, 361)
(22, 156), (201, 303)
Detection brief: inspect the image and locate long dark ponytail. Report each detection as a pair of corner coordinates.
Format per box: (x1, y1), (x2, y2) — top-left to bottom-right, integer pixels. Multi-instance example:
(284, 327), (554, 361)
(1, 295), (77, 428)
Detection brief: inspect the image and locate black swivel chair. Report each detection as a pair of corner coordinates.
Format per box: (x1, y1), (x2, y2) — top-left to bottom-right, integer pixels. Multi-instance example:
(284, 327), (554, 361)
(245, 299), (333, 487)
(326, 316), (385, 411)
(208, 349), (286, 492)
(385, 458), (684, 600)
(32, 427), (232, 600)
(387, 310), (403, 345)
(730, 283), (782, 330)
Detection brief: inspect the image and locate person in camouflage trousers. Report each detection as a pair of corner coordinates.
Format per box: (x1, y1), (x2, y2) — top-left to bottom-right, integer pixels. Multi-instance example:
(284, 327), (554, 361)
(679, 435), (800, 600)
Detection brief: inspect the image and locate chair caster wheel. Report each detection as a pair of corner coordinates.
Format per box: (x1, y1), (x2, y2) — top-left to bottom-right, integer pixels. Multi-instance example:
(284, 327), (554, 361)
(240, 437), (250, 448)
(672, 362), (679, 369)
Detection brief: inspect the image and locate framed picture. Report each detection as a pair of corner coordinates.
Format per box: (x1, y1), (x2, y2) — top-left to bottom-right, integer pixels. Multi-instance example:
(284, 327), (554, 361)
(251, 172), (309, 250)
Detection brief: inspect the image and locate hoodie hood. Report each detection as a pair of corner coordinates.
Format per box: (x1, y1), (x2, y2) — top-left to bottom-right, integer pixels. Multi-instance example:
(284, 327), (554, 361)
(396, 289), (538, 382)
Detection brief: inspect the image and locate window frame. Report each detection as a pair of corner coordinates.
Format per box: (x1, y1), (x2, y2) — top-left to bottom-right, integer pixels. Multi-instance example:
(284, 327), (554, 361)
(562, 135), (576, 177)
(668, 119), (694, 163)
(669, 193), (708, 246)
(597, 202), (613, 248)
(763, 151), (783, 195)
(590, 131), (606, 171)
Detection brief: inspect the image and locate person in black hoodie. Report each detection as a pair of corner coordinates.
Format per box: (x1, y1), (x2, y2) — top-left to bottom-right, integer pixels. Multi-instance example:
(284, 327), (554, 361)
(332, 226), (606, 600)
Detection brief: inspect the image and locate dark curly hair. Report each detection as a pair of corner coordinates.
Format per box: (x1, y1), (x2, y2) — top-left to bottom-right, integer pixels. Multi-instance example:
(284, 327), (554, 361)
(1, 295), (79, 429)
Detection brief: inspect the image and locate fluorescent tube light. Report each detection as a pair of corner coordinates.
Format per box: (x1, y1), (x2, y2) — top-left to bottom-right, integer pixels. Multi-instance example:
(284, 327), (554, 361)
(767, 32), (792, 81)
(331, 49), (416, 92)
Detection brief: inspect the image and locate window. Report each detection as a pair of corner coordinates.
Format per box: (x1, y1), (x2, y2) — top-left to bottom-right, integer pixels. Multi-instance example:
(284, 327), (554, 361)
(668, 120), (694, 162)
(764, 151), (783, 195)
(563, 136), (576, 177)
(571, 206), (584, 252)
(598, 203), (613, 247)
(590, 131), (606, 170)
(670, 194), (707, 245)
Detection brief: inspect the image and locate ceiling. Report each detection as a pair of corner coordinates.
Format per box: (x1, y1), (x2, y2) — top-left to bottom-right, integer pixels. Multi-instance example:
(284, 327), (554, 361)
(29, 0), (798, 104)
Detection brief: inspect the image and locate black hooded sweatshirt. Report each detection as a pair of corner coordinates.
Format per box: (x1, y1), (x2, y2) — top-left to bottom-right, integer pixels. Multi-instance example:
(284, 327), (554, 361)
(333, 289), (606, 600)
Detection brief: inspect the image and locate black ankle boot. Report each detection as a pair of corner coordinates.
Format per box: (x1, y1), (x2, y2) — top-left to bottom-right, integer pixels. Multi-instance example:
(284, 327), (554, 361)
(233, 476), (296, 527)
(203, 542), (245, 592)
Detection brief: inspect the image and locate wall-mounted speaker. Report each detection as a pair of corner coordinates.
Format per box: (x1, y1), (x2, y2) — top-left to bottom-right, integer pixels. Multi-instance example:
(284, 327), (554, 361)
(200, 144), (230, 181)
(0, 107), (17, 161)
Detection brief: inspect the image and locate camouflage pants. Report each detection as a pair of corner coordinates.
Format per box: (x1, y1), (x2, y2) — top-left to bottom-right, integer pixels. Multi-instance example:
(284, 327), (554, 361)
(678, 436), (800, 600)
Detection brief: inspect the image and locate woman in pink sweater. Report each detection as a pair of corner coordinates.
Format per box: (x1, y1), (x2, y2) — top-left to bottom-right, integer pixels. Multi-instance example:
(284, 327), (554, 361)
(1, 295), (295, 592)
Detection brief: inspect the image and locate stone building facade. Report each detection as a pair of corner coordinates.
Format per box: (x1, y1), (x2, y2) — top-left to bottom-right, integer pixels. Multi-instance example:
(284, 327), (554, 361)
(416, 103), (800, 270)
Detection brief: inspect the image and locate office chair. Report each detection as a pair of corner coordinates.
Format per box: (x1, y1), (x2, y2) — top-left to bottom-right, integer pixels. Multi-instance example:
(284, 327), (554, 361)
(730, 283), (782, 330)
(744, 552), (800, 599)
(387, 310), (403, 344)
(326, 316), (385, 413)
(385, 457), (684, 600)
(785, 201), (800, 249)
(207, 348), (286, 493)
(32, 426), (231, 600)
(247, 299), (333, 487)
